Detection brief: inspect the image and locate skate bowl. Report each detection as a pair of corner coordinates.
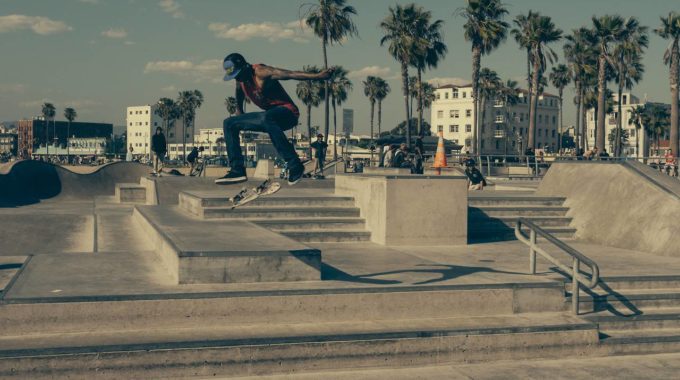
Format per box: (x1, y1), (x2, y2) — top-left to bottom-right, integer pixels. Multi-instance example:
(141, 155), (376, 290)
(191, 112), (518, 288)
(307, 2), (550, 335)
(0, 160), (151, 207)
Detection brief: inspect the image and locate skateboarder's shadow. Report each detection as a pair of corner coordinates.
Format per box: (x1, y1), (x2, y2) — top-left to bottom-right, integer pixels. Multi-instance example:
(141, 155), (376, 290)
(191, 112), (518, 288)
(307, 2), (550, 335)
(323, 263), (525, 286)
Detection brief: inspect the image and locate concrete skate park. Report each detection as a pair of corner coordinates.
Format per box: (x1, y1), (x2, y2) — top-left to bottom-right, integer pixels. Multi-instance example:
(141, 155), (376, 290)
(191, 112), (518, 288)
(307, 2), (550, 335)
(1, 160), (680, 379)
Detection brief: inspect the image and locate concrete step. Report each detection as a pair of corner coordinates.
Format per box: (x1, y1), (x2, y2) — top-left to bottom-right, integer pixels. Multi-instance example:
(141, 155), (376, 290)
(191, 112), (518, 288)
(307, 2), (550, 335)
(585, 309), (680, 330)
(468, 197), (566, 207)
(114, 183), (146, 204)
(469, 216), (573, 228)
(202, 206), (361, 219)
(0, 282), (567, 337)
(468, 227), (576, 242)
(254, 218), (366, 231)
(277, 230), (371, 243)
(600, 328), (680, 355)
(584, 275), (680, 292)
(569, 291), (680, 313)
(469, 206), (570, 217)
(0, 313), (598, 379)
(180, 191), (356, 210)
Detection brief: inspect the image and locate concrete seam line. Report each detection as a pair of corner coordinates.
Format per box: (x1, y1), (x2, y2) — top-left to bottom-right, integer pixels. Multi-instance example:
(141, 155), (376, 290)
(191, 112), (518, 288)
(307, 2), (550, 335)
(0, 255), (33, 301)
(93, 213), (98, 253)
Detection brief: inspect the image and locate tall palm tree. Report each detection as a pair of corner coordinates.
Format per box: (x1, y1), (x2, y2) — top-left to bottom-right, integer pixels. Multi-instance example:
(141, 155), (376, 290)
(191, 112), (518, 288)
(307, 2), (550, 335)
(224, 96), (237, 116)
(549, 64), (571, 153)
(522, 13), (562, 149)
(628, 104), (645, 159)
(329, 66), (352, 159)
(512, 11), (539, 116)
(498, 79), (520, 156)
(655, 12), (680, 159)
(177, 90), (204, 163)
(63, 107), (77, 162)
(408, 75), (418, 124)
(412, 10), (447, 138)
(374, 77), (391, 137)
(381, 4), (428, 147)
(155, 97), (176, 137)
(642, 103), (670, 154)
(478, 67), (501, 146)
(363, 76), (378, 147)
(564, 27), (597, 152)
(303, 0), (358, 144)
(459, 0), (509, 154)
(41, 102), (56, 158)
(296, 65), (324, 158)
(612, 17), (648, 157)
(592, 15), (625, 151)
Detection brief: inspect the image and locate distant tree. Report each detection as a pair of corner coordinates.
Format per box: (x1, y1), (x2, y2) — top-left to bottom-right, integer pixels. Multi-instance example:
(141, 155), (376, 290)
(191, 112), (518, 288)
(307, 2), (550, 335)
(655, 12), (680, 159)
(373, 77), (391, 136)
(178, 90), (204, 163)
(296, 65), (324, 157)
(382, 118), (431, 137)
(64, 107), (77, 161)
(328, 66), (352, 159)
(549, 64), (571, 153)
(41, 102), (55, 158)
(224, 96), (237, 116)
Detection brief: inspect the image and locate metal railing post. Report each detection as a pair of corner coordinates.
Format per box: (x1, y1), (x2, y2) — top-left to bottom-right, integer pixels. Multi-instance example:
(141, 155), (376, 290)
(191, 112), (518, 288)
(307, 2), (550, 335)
(486, 156), (491, 177)
(529, 229), (537, 274)
(572, 257), (580, 315)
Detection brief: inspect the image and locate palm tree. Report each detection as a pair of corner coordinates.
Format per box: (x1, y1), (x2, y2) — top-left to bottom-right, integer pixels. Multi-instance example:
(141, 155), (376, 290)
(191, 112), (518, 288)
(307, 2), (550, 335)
(215, 137), (225, 157)
(225, 97), (237, 116)
(629, 104), (646, 158)
(512, 11), (539, 116)
(363, 76), (378, 151)
(303, 0), (358, 144)
(642, 103), (670, 154)
(329, 66), (352, 159)
(408, 75), (418, 124)
(155, 97), (176, 136)
(41, 103), (56, 158)
(611, 17), (648, 157)
(522, 13), (562, 149)
(296, 65), (324, 158)
(564, 27), (597, 152)
(592, 15), (625, 151)
(655, 12), (680, 159)
(478, 67), (501, 146)
(549, 64), (571, 154)
(459, 0), (509, 154)
(374, 77), (391, 137)
(177, 90), (204, 163)
(63, 107), (77, 162)
(381, 4), (427, 148)
(412, 10), (447, 138)
(498, 79), (520, 156)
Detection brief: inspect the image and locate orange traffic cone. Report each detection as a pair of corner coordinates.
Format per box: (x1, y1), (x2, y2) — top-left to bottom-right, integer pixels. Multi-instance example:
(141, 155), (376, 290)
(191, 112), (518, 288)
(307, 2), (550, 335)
(433, 132), (447, 175)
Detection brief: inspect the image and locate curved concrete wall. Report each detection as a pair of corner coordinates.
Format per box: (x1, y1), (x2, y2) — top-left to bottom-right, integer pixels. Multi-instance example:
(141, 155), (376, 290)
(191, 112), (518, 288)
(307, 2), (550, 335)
(537, 162), (680, 257)
(0, 161), (151, 206)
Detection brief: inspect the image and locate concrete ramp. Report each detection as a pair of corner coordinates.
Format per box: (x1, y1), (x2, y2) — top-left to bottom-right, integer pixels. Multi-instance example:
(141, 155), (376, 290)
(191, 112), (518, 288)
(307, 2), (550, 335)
(0, 161), (151, 206)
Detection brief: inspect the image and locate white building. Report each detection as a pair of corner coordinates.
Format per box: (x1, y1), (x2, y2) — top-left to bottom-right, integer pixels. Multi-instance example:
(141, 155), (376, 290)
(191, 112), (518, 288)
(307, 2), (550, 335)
(585, 92), (657, 157)
(431, 84), (560, 155)
(126, 105), (162, 158)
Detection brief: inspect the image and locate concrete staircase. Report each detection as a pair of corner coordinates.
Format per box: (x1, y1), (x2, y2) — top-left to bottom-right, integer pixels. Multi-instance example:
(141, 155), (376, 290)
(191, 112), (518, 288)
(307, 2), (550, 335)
(468, 194), (576, 242)
(179, 191), (371, 243)
(575, 275), (680, 355)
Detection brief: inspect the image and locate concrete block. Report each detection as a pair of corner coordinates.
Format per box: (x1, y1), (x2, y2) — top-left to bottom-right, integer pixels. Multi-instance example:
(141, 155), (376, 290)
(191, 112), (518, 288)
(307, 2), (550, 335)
(254, 159), (275, 179)
(335, 174), (468, 245)
(363, 167), (411, 175)
(114, 183), (146, 204)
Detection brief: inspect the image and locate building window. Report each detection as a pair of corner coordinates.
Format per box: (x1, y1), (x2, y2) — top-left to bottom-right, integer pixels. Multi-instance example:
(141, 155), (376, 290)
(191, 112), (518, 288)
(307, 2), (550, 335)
(437, 125), (443, 133)
(495, 115), (504, 123)
(445, 92), (449, 99)
(450, 110), (459, 118)
(494, 99), (503, 107)
(495, 140), (500, 149)
(436, 93), (440, 100)
(466, 109), (471, 117)
(481, 139), (485, 149)
(437, 111), (443, 119)
(453, 89), (459, 98)
(539, 115), (543, 123)
(465, 124), (471, 133)
(462, 92), (467, 98)
(146, 110), (149, 114)
(450, 125), (459, 132)
(552, 130), (556, 138)
(129, 122), (132, 126)
(145, 122), (148, 126)
(623, 95), (627, 105)
(552, 116), (556, 124)
(538, 129), (542, 137)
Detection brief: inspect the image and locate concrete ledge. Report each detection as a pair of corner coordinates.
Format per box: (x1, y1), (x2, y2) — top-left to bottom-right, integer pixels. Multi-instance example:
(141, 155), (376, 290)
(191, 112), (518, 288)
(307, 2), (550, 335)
(114, 183), (146, 204)
(253, 159), (275, 179)
(335, 174), (467, 245)
(132, 206), (321, 284)
(363, 167), (411, 175)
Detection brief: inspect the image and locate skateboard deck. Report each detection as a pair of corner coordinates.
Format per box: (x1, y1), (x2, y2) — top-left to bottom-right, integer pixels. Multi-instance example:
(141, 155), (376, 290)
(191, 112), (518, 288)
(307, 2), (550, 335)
(229, 178), (281, 209)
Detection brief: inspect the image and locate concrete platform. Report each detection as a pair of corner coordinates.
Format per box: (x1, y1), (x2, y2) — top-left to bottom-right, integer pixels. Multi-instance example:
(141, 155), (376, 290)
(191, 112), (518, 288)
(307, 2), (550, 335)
(133, 205), (321, 284)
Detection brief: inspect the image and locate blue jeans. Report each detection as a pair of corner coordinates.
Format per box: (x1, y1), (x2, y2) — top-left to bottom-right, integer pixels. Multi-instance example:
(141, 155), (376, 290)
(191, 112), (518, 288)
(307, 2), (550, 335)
(223, 107), (300, 170)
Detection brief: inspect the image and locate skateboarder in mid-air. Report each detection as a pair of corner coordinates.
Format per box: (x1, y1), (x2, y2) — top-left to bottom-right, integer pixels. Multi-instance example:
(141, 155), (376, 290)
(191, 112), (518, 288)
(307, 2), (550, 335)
(216, 53), (333, 185)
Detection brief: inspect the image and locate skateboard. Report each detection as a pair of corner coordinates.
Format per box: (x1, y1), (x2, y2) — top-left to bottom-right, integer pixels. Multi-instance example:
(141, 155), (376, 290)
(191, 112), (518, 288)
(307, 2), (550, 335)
(229, 178), (281, 209)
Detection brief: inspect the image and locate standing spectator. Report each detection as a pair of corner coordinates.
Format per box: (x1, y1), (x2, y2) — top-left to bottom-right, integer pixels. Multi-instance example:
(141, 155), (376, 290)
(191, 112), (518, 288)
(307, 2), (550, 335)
(151, 127), (167, 176)
(599, 149), (610, 160)
(310, 133), (328, 178)
(412, 147), (424, 174)
(383, 144), (396, 167)
(465, 165), (487, 191)
(664, 149), (677, 176)
(393, 143), (409, 168)
(126, 144), (134, 162)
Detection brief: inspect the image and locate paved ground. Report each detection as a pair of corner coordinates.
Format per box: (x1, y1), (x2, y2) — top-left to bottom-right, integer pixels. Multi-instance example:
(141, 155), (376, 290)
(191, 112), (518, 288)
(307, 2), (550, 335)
(224, 352), (680, 380)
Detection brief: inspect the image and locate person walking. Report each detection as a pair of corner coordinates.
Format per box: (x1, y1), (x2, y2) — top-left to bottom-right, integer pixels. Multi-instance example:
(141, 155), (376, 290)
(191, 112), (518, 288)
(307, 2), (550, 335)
(151, 127), (167, 176)
(126, 144), (134, 162)
(310, 133), (328, 178)
(216, 52), (332, 185)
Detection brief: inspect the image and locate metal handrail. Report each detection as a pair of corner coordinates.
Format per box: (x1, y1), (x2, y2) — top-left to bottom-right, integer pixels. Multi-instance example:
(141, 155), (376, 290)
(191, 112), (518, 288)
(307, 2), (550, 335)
(515, 217), (600, 315)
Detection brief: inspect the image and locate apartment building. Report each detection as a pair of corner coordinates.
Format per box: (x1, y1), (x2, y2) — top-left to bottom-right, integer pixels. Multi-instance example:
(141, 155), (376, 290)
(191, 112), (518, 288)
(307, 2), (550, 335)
(430, 84), (560, 155)
(126, 105), (162, 158)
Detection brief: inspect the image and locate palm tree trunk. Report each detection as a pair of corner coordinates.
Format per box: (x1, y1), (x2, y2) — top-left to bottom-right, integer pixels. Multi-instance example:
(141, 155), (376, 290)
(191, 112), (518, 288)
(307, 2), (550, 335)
(378, 100), (383, 136)
(574, 83), (581, 154)
(182, 116), (186, 164)
(67, 121), (70, 162)
(472, 46), (481, 155)
(307, 104), (313, 159)
(417, 69), (423, 137)
(401, 62), (411, 147)
(596, 53), (607, 150)
(670, 40), (679, 159)
(480, 97), (486, 149)
(322, 38), (330, 142)
(332, 98), (338, 160)
(616, 71), (624, 157)
(528, 59), (540, 149)
(370, 100), (375, 165)
(558, 91), (563, 155)
(526, 49), (532, 114)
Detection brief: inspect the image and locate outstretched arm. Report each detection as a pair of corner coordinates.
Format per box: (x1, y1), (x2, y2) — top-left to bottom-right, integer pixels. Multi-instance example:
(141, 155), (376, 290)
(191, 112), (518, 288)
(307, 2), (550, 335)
(255, 64), (332, 81)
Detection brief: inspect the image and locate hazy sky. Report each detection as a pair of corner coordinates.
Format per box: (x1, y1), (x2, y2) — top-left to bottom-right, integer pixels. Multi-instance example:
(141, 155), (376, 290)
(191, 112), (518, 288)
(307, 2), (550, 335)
(0, 0), (678, 135)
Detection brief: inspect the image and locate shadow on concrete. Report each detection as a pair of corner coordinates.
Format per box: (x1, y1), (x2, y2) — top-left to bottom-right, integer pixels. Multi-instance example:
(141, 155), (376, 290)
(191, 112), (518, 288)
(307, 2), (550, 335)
(336, 264), (526, 286)
(321, 263), (401, 285)
(0, 161), (151, 207)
